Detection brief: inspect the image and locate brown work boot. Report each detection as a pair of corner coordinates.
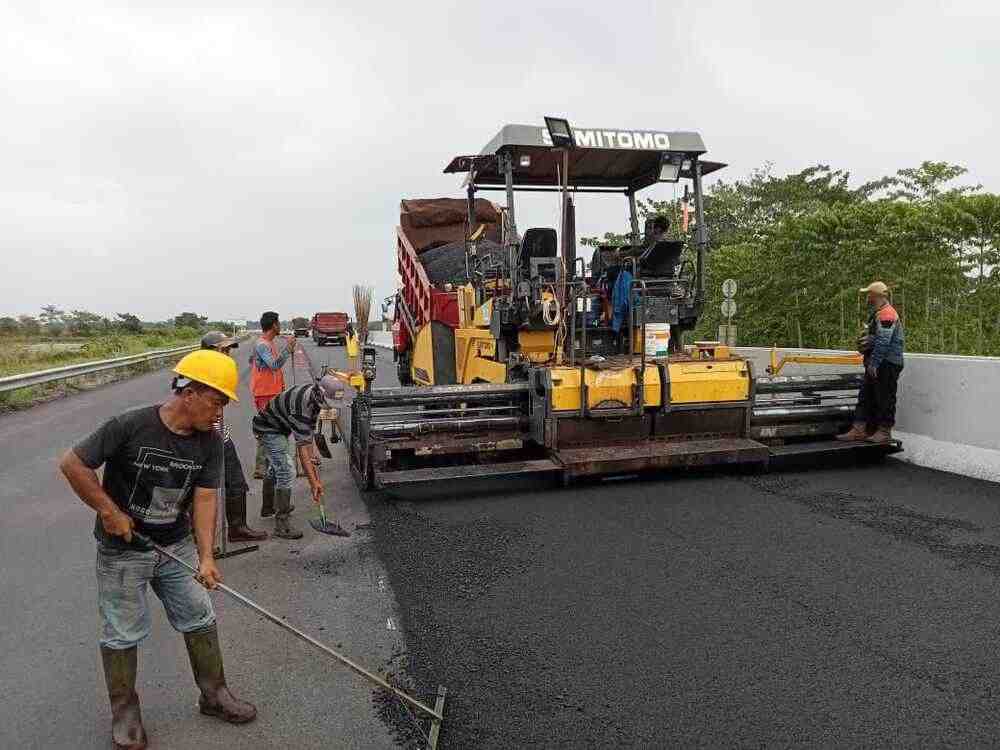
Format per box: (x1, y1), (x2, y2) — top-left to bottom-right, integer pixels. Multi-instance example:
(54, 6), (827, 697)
(100, 646), (148, 750)
(226, 493), (268, 542)
(866, 427), (893, 444)
(273, 488), (303, 539)
(835, 423), (868, 441)
(183, 626), (257, 724)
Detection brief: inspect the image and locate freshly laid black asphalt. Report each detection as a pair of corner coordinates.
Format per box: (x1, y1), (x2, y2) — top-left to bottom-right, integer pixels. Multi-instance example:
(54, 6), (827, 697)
(363, 451), (1000, 747)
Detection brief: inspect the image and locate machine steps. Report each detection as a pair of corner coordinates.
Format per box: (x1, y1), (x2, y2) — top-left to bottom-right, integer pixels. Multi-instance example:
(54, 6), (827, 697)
(375, 458), (563, 488)
(767, 438), (902, 466)
(557, 438), (771, 478)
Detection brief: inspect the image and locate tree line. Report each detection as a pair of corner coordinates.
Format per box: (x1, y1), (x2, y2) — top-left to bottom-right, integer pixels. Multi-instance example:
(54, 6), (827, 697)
(0, 308), (236, 339)
(585, 161), (1000, 355)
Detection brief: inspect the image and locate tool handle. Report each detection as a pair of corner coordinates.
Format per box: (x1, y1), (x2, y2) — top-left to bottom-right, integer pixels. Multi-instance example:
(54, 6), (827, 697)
(129, 531), (442, 722)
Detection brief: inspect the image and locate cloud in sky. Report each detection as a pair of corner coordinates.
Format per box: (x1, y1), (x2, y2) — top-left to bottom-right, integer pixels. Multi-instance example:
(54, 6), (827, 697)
(1, 0), (997, 320)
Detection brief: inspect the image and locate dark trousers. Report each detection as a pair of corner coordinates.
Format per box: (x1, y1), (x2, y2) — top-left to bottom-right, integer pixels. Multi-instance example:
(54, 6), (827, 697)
(223, 438), (249, 498)
(854, 361), (902, 429)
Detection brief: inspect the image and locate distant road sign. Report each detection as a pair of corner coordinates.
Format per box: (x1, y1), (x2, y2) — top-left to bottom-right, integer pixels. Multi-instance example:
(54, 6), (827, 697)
(722, 279), (738, 298)
(721, 298), (737, 318)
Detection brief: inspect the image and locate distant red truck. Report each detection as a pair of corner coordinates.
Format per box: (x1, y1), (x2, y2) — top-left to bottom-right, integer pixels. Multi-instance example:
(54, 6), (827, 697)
(311, 312), (350, 346)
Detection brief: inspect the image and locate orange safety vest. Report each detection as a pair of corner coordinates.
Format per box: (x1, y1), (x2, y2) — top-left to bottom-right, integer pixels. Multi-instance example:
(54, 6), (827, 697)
(877, 304), (899, 325)
(250, 337), (285, 399)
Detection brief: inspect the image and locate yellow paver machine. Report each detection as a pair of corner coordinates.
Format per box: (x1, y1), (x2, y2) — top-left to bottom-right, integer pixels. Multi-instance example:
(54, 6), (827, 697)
(348, 119), (901, 490)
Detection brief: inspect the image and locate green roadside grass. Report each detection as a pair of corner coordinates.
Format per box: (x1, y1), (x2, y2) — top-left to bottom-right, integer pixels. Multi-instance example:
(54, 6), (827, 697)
(0, 332), (198, 378)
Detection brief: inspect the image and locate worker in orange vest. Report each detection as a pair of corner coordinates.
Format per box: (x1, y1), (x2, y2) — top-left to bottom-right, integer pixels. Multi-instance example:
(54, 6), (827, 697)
(250, 311), (296, 517)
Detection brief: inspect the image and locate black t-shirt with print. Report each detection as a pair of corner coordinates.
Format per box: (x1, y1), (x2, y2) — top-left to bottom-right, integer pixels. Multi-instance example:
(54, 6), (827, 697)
(73, 405), (223, 549)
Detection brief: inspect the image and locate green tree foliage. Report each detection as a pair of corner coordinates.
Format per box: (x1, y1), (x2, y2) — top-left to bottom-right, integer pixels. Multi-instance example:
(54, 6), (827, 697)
(115, 313), (144, 333)
(173, 312), (207, 330)
(67, 310), (110, 336)
(39, 304), (65, 336)
(582, 161), (1000, 355)
(17, 315), (40, 336)
(0, 317), (18, 335)
(696, 164), (1000, 354)
(206, 320), (237, 334)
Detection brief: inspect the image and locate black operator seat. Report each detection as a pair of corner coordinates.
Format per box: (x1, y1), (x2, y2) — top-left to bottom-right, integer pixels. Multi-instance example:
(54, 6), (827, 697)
(519, 227), (557, 271)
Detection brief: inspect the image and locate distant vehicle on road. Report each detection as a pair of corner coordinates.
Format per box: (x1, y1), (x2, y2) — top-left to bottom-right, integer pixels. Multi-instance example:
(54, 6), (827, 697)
(292, 317), (310, 337)
(312, 311), (350, 346)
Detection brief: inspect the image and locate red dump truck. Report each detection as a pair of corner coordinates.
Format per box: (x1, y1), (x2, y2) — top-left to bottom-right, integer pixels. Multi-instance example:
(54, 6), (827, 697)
(311, 312), (351, 346)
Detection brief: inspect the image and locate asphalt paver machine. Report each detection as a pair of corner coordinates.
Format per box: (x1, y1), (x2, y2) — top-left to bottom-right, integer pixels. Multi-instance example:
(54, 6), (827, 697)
(349, 120), (900, 490)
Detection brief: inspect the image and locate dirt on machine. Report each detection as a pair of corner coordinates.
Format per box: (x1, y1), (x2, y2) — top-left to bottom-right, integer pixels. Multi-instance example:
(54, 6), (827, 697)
(348, 120), (902, 492)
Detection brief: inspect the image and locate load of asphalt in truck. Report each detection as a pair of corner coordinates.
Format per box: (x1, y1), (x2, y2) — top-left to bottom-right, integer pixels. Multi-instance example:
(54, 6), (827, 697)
(419, 239), (506, 286)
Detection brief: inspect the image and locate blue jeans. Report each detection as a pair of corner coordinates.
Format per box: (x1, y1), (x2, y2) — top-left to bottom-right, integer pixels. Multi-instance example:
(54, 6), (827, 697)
(257, 431), (294, 491)
(96, 535), (215, 649)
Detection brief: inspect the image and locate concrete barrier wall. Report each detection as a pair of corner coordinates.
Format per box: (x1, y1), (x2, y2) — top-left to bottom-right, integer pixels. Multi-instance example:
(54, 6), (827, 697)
(739, 347), (1000, 482)
(737, 347), (998, 452)
(364, 332), (1000, 481)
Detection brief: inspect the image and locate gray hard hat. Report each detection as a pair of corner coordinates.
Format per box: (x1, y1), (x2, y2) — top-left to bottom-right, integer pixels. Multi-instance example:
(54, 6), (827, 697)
(201, 331), (239, 351)
(313, 374), (344, 407)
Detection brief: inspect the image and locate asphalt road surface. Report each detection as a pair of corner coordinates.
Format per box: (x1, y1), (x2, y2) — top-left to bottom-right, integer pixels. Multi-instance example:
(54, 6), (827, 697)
(5, 340), (1000, 748)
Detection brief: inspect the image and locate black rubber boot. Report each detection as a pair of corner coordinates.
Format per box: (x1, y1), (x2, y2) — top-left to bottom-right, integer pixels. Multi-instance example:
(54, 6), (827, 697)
(100, 645), (148, 750)
(253, 441), (266, 479)
(273, 488), (303, 539)
(226, 492), (268, 542)
(260, 477), (275, 518)
(183, 625), (257, 724)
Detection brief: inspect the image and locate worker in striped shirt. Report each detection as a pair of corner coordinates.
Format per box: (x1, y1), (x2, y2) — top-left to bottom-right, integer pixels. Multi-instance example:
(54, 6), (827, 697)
(252, 377), (349, 539)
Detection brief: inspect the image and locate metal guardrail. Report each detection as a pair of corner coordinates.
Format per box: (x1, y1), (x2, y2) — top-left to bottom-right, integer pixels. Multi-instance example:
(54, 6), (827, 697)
(0, 344), (199, 394)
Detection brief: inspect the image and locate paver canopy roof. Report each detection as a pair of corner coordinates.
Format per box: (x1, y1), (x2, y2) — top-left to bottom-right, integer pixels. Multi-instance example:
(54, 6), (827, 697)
(444, 123), (725, 190)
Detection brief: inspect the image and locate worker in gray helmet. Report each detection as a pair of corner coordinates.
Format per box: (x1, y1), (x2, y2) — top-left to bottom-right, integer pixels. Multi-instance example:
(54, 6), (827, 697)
(201, 332), (268, 542)
(252, 375), (349, 539)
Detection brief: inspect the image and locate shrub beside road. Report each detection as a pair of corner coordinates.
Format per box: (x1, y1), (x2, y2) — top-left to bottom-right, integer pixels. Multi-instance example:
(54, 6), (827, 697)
(0, 330), (201, 411)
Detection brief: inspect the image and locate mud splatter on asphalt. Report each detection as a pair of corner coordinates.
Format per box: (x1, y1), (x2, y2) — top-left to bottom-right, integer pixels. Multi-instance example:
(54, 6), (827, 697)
(745, 474), (1000, 573)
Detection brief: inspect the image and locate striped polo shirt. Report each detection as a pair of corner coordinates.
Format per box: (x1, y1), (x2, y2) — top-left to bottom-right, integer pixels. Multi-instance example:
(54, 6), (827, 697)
(251, 384), (321, 445)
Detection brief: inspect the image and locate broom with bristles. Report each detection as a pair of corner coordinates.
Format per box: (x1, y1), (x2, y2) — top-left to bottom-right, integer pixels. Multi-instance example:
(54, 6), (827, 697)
(352, 284), (373, 344)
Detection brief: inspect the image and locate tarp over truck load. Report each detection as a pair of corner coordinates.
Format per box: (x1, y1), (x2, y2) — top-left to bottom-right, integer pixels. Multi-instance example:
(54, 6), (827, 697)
(399, 198), (501, 255)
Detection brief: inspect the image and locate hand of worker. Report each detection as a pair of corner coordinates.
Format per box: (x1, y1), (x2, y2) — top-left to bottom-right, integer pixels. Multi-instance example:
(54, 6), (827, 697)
(100, 508), (135, 543)
(310, 480), (324, 504)
(866, 363), (878, 380)
(196, 557), (223, 590)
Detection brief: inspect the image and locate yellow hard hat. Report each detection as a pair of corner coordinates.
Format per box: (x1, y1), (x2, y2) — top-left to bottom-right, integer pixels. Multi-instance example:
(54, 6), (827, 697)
(173, 350), (239, 402)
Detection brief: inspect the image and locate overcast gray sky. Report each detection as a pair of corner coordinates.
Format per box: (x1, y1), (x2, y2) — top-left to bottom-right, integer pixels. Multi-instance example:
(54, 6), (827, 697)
(2, 1), (998, 322)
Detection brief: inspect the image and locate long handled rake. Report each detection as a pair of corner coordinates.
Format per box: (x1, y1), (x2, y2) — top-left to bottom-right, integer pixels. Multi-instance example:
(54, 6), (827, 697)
(133, 530), (447, 748)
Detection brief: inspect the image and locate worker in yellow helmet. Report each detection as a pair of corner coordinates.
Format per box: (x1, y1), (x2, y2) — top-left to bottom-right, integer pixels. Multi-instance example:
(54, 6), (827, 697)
(58, 349), (256, 750)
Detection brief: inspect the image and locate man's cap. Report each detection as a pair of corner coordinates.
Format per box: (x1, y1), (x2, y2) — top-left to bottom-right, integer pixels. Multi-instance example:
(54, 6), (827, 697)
(201, 331), (239, 350)
(313, 374), (344, 408)
(859, 281), (889, 295)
